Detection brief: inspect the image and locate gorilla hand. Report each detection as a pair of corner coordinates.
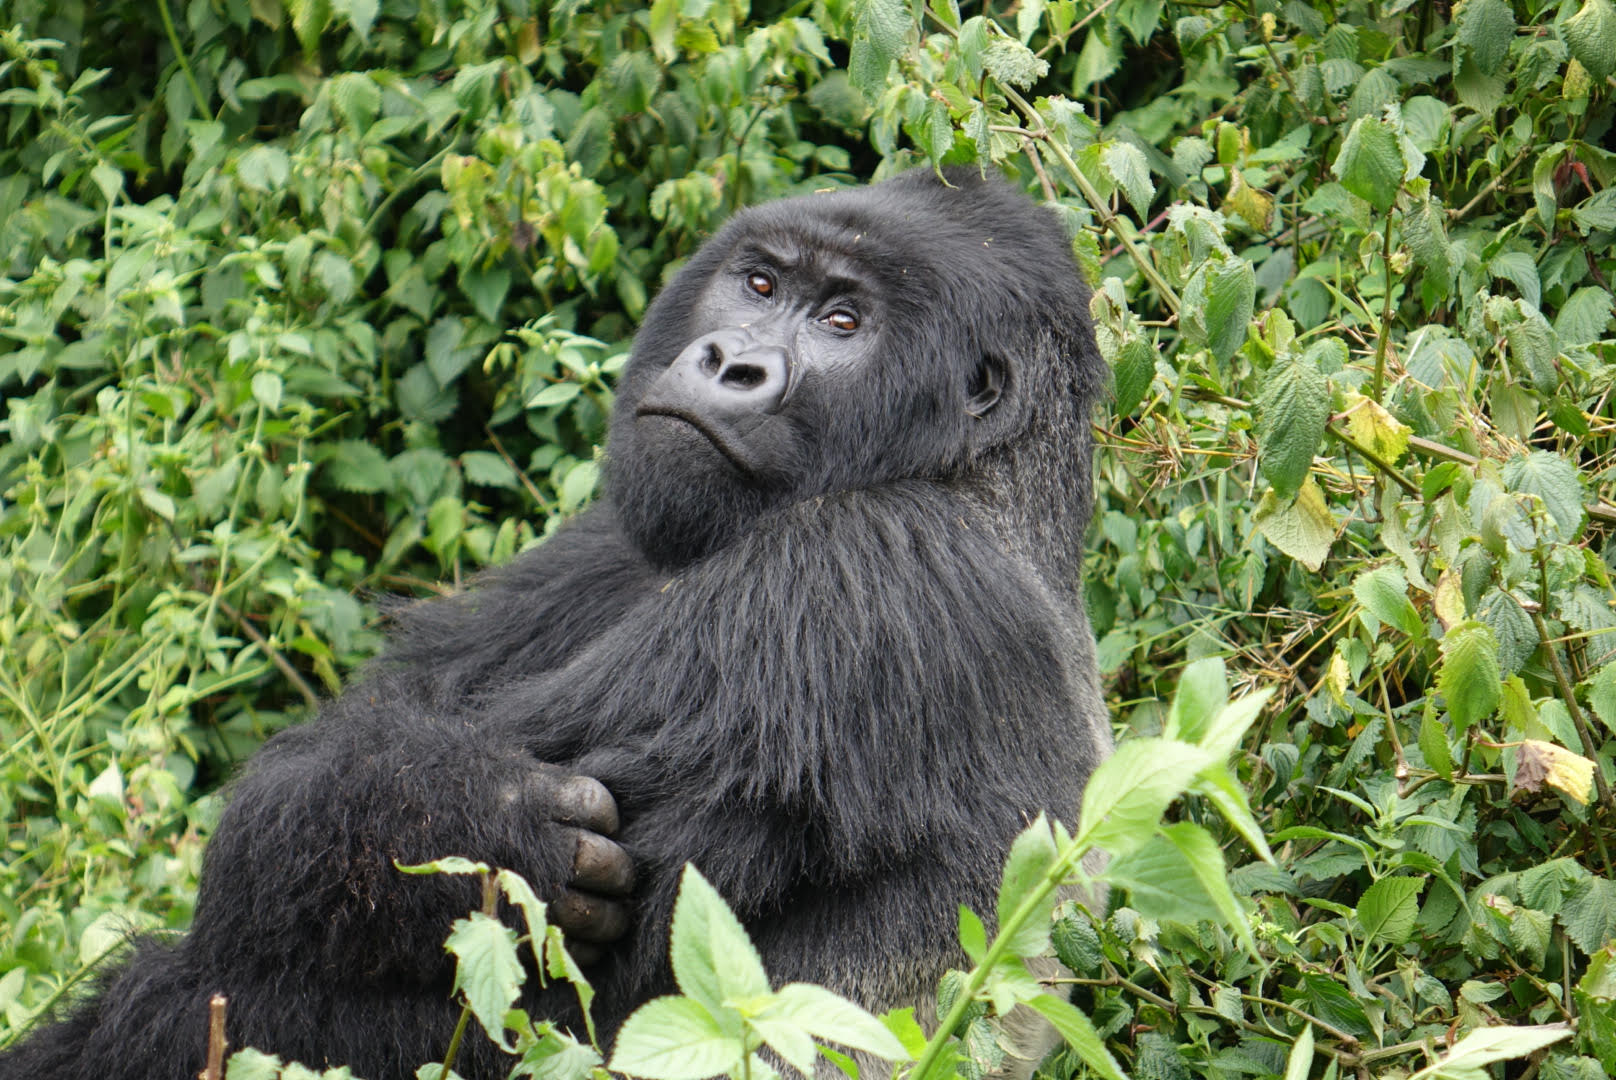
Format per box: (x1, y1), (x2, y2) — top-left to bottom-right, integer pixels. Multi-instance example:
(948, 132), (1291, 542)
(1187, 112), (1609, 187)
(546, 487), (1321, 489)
(515, 765), (635, 959)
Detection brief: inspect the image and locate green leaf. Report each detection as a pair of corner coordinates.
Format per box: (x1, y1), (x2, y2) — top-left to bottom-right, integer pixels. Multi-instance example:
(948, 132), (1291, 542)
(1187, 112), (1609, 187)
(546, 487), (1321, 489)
(761, 984), (912, 1061)
(1253, 478), (1336, 572)
(251, 371), (283, 412)
(1164, 656), (1227, 744)
(849, 0), (907, 99)
(1565, 0), (1616, 82)
(494, 868), (549, 967)
(668, 865), (770, 1017)
(1101, 142), (1154, 221)
(997, 815), (1059, 956)
(1571, 189), (1616, 234)
(461, 451), (519, 489)
(1284, 1024), (1314, 1080)
(1438, 621), (1502, 732)
(610, 997), (743, 1080)
(1408, 1025), (1571, 1079)
(1027, 995), (1128, 1080)
(1354, 565), (1423, 638)
(1332, 116), (1405, 212)
(958, 905), (987, 963)
(1420, 706), (1454, 780)
(560, 459), (600, 513)
(323, 440), (393, 493)
(981, 38), (1050, 89)
(224, 1049), (284, 1080)
(648, 0), (678, 63)
(1078, 738), (1215, 855)
(444, 912), (522, 1050)
(1105, 825), (1228, 924)
(1112, 337), (1154, 419)
(1554, 286), (1615, 347)
(1455, 0), (1516, 71)
(1559, 875), (1616, 953)
(1357, 875), (1424, 945)
(1586, 664), (1616, 735)
(1503, 450), (1587, 542)
(1257, 357), (1329, 500)
(1184, 256), (1256, 363)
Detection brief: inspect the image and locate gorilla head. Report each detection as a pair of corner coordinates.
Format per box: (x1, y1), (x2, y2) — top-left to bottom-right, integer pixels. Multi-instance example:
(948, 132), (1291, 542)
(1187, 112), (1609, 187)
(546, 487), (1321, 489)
(605, 167), (1103, 570)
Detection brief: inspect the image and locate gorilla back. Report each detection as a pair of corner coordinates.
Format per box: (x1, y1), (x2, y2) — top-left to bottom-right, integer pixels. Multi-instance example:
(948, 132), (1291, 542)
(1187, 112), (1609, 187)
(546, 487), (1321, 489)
(1, 168), (1111, 1080)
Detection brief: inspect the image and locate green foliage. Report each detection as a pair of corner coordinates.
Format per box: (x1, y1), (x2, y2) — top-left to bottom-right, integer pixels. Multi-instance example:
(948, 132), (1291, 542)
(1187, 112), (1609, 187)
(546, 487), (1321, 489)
(3, 0), (1616, 1077)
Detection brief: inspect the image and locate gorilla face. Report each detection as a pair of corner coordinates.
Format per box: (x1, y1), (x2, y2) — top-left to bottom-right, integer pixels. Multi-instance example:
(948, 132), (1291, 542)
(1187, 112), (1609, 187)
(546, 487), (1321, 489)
(606, 169), (1093, 570)
(632, 240), (884, 489)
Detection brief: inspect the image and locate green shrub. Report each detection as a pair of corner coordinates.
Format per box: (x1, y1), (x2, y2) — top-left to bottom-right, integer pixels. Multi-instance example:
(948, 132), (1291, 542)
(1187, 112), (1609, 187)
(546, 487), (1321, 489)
(2, 0), (1614, 1076)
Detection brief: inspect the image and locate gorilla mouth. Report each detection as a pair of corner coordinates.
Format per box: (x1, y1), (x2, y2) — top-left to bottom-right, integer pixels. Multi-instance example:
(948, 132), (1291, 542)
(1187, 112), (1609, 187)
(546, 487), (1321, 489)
(634, 406), (758, 475)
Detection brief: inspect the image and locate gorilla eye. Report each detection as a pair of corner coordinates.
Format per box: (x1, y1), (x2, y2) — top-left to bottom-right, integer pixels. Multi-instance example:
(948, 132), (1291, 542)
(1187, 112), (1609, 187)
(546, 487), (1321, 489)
(746, 272), (774, 298)
(824, 310), (859, 332)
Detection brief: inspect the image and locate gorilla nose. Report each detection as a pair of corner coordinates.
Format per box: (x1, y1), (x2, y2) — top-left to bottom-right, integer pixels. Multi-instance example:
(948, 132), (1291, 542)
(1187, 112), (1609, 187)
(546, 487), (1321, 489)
(667, 330), (789, 413)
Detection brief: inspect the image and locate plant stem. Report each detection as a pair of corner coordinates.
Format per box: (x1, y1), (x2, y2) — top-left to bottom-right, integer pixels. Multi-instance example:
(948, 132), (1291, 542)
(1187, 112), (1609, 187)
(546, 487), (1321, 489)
(1372, 209), (1395, 402)
(156, 0), (208, 120)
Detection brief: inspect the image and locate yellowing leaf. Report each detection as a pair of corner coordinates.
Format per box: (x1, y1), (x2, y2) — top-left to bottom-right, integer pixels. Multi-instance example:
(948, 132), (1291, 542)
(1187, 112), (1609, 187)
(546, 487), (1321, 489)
(1226, 171), (1274, 231)
(1433, 568), (1467, 629)
(1342, 392), (1412, 464)
(1514, 739), (1595, 805)
(1253, 478), (1336, 572)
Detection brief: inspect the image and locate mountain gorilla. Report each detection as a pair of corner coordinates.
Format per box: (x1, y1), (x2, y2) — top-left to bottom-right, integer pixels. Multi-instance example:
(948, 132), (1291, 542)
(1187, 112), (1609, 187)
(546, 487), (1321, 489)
(1, 167), (1110, 1079)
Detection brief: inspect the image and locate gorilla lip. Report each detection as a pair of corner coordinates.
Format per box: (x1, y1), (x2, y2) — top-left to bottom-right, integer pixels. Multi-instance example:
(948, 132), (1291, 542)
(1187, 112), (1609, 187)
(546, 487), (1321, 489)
(634, 405), (758, 475)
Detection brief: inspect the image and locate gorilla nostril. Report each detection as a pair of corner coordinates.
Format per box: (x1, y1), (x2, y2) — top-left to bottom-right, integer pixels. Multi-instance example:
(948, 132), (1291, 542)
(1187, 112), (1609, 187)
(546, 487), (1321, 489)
(700, 344), (723, 377)
(720, 363), (767, 391)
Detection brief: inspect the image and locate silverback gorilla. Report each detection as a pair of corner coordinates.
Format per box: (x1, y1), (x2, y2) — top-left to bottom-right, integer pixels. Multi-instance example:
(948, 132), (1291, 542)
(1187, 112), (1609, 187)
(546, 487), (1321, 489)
(1, 167), (1110, 1079)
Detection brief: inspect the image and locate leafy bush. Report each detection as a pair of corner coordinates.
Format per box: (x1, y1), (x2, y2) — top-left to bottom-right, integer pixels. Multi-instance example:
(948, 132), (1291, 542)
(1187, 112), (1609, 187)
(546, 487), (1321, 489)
(2, 0), (1615, 1077)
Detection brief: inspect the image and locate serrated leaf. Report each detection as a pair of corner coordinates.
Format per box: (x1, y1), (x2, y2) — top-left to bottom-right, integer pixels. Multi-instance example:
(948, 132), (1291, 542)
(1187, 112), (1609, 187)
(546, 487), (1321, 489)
(1586, 664), (1616, 735)
(1112, 337), (1154, 419)
(1560, 876), (1616, 953)
(1051, 905), (1103, 974)
(323, 440), (393, 493)
(1027, 995), (1127, 1080)
(1439, 620), (1502, 732)
(461, 450), (518, 489)
(1565, 0), (1616, 82)
(849, 0), (907, 99)
(1503, 450), (1587, 542)
(668, 865), (770, 1017)
(1257, 359), (1329, 500)
(998, 815), (1059, 956)
(1555, 286), (1614, 346)
(1332, 116), (1405, 211)
(1185, 256), (1256, 363)
(1456, 0), (1516, 71)
(1357, 876), (1424, 945)
(1102, 142), (1153, 221)
(444, 912), (522, 1050)
(610, 997), (743, 1079)
(1253, 478), (1336, 571)
(981, 38), (1050, 89)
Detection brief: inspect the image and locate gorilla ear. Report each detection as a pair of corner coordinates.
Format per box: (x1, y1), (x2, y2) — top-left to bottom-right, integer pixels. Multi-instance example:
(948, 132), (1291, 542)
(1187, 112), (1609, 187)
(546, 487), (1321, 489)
(966, 355), (1006, 419)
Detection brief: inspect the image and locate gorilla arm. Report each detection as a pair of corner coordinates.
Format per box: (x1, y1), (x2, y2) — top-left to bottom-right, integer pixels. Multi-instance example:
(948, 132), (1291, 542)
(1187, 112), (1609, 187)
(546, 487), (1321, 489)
(499, 480), (1103, 1015)
(183, 505), (649, 987)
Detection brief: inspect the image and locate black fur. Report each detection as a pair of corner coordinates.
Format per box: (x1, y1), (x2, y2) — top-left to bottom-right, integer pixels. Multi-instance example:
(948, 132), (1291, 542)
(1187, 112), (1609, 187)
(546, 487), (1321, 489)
(0, 168), (1109, 1079)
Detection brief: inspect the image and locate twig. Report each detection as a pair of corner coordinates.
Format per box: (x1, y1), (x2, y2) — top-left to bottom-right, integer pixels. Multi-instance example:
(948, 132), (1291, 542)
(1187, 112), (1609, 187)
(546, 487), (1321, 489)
(217, 597), (320, 710)
(201, 994), (228, 1080)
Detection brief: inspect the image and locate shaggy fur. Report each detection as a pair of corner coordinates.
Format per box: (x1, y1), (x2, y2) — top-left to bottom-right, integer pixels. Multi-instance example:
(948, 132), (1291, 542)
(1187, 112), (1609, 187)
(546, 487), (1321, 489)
(0, 168), (1110, 1079)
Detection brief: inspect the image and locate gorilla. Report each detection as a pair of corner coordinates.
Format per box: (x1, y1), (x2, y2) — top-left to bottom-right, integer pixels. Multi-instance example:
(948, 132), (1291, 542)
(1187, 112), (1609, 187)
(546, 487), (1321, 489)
(0, 167), (1110, 1079)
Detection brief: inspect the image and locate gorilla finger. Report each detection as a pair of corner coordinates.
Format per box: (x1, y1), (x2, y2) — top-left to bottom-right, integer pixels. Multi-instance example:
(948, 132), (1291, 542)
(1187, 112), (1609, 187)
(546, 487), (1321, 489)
(553, 775), (619, 835)
(551, 889), (631, 943)
(572, 830), (636, 895)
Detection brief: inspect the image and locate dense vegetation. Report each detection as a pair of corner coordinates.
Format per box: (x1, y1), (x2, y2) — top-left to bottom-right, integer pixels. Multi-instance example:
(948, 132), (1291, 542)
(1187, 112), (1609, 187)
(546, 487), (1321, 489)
(1, 0), (1613, 1077)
